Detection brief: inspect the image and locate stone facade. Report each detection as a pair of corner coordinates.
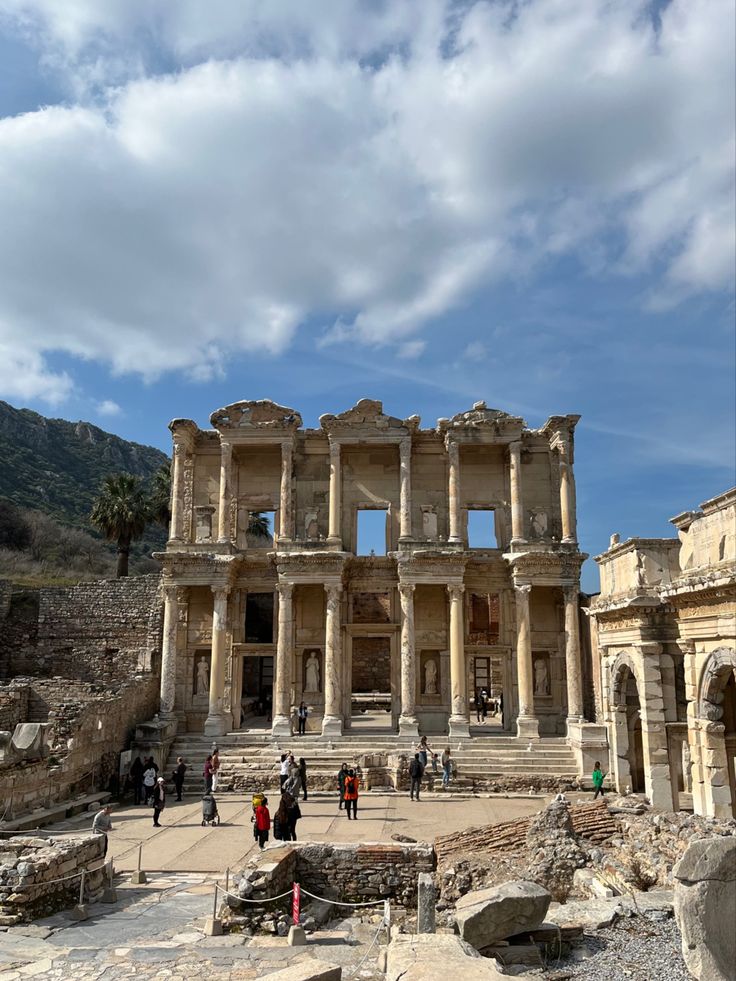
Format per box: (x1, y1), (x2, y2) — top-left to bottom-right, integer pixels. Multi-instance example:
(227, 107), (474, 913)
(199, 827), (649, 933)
(156, 398), (591, 741)
(590, 488), (736, 817)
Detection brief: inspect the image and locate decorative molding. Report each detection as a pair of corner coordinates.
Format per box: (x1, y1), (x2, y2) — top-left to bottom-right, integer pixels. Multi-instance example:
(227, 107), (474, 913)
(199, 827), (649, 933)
(210, 399), (302, 432)
(320, 398), (419, 438)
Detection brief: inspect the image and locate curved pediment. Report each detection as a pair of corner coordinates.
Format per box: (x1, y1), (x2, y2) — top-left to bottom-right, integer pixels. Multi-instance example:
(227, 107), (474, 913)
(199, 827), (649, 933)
(320, 399), (420, 438)
(210, 399), (302, 432)
(437, 401), (525, 440)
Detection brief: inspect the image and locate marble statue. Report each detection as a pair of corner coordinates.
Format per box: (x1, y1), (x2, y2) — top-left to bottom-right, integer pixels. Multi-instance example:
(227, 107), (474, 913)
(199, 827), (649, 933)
(196, 656), (209, 695)
(533, 657), (549, 696)
(424, 658), (438, 694)
(305, 652), (321, 692)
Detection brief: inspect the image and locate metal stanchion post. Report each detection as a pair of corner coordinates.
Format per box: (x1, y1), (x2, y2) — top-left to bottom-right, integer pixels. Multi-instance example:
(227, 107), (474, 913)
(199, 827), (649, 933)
(130, 844), (147, 884)
(287, 882), (307, 946)
(204, 883), (223, 936)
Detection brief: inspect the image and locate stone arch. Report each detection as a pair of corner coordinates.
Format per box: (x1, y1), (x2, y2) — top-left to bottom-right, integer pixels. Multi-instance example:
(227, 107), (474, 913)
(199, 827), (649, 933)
(693, 647), (736, 819)
(609, 653), (645, 794)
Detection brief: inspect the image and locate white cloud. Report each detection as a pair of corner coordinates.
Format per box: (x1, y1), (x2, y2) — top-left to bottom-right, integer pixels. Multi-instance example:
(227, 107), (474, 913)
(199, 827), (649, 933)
(0, 0), (732, 402)
(95, 398), (122, 417)
(461, 341), (488, 361)
(396, 340), (426, 360)
(0, 340), (73, 405)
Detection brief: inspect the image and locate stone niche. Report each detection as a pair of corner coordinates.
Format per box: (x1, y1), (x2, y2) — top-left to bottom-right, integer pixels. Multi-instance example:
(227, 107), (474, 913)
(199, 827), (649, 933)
(420, 650), (442, 702)
(193, 651), (211, 701)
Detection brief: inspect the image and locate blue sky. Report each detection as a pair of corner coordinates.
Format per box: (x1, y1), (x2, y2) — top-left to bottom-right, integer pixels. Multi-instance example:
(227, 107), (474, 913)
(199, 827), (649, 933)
(0, 0), (733, 591)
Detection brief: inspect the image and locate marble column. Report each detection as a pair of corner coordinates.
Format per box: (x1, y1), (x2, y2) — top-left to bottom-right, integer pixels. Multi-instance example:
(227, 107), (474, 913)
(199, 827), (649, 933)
(279, 440), (294, 542)
(159, 584), (178, 717)
(321, 583), (343, 736)
(563, 585), (584, 725)
(272, 583), (294, 737)
(398, 583), (419, 735)
(217, 440), (233, 544)
(169, 441), (186, 542)
(515, 583), (539, 738)
(327, 440), (342, 547)
(558, 438), (577, 543)
(399, 438), (413, 543)
(509, 440), (525, 545)
(205, 586), (231, 736)
(447, 439), (461, 544)
(447, 584), (469, 736)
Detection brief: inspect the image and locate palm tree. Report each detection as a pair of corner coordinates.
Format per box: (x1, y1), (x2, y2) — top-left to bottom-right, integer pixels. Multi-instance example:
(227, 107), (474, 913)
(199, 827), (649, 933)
(248, 512), (271, 539)
(148, 464), (172, 530)
(90, 473), (149, 578)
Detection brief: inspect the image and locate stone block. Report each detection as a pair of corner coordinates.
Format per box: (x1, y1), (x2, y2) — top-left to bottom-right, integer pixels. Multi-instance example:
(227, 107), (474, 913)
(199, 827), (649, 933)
(417, 872), (436, 934)
(287, 925), (307, 946)
(386, 934), (504, 981)
(454, 880), (551, 949)
(673, 837), (736, 981)
(259, 961), (342, 981)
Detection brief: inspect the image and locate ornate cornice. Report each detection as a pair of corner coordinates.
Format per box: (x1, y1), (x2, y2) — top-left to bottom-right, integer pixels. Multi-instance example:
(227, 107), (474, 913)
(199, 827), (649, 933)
(319, 398), (419, 439)
(503, 545), (586, 584)
(210, 399), (302, 433)
(395, 550), (466, 584)
(436, 401), (525, 443)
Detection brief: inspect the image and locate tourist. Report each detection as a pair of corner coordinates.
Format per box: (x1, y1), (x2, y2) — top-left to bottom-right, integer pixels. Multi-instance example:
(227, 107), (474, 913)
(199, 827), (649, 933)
(130, 754), (144, 805)
(298, 757), (308, 801)
(279, 753), (289, 790)
(211, 747), (220, 791)
(172, 756), (187, 801)
(343, 768), (359, 819)
(287, 794), (302, 841)
(431, 752), (440, 775)
(284, 757), (302, 798)
(441, 747), (452, 789)
(297, 701), (308, 736)
(142, 758), (157, 805)
(498, 691), (504, 728)
(337, 762), (349, 810)
(203, 754), (214, 794)
(273, 794), (290, 841)
(152, 777), (166, 827)
(92, 805), (113, 856)
(253, 795), (271, 849)
(409, 753), (424, 801)
(592, 761), (607, 799)
(481, 687), (489, 722)
(415, 735), (432, 768)
(475, 687), (484, 723)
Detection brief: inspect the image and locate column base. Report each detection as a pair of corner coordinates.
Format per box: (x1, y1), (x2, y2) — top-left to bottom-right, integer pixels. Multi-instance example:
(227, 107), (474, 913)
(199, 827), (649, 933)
(271, 715), (292, 738)
(321, 715), (343, 737)
(448, 715), (470, 738)
(516, 716), (540, 739)
(204, 713), (229, 737)
(326, 536), (342, 548)
(398, 715), (419, 737)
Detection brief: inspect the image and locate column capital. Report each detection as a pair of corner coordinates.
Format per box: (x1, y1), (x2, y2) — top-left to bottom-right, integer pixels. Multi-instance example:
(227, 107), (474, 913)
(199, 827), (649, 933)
(514, 582), (532, 597)
(328, 438), (341, 458)
(399, 436), (412, 457)
(219, 437), (233, 456)
(324, 582), (343, 597)
(211, 584), (231, 599)
(509, 439), (522, 454)
(446, 583), (465, 600)
(277, 581), (294, 599)
(444, 434), (460, 458)
(398, 582), (416, 598)
(162, 582), (178, 601)
(562, 583), (579, 600)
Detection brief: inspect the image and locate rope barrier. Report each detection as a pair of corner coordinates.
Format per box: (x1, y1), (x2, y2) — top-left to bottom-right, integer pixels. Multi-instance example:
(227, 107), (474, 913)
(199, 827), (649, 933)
(216, 885), (294, 904)
(344, 917), (386, 978)
(299, 887), (386, 907)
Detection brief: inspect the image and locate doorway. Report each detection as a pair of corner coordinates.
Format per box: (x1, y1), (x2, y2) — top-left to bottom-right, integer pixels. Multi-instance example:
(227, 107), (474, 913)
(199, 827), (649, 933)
(350, 635), (394, 731)
(239, 655), (274, 727)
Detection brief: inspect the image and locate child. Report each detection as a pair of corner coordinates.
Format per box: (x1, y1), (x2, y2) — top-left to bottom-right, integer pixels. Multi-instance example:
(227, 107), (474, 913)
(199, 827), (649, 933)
(592, 761), (606, 799)
(253, 795), (271, 848)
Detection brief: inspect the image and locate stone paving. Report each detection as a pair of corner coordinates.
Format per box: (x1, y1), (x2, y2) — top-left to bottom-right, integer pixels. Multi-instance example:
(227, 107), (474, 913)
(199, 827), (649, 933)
(0, 793), (548, 980)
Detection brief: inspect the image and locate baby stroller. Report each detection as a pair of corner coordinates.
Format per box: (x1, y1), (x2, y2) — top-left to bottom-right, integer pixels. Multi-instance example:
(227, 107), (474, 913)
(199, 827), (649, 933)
(201, 792), (220, 826)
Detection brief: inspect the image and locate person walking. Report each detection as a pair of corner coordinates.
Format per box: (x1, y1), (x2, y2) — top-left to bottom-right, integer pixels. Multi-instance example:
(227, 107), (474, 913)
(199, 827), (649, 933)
(337, 762), (349, 810)
(343, 768), (359, 819)
(475, 687), (484, 723)
(298, 758), (308, 801)
(279, 753), (289, 791)
(409, 753), (424, 801)
(142, 758), (157, 805)
(284, 755), (302, 797)
(152, 777), (166, 827)
(441, 747), (452, 789)
(92, 805), (113, 856)
(592, 761), (607, 799)
(286, 794), (302, 841)
(273, 794), (290, 841)
(481, 687), (489, 723)
(415, 736), (432, 769)
(130, 755), (144, 805)
(253, 796), (271, 849)
(172, 757), (187, 801)
(211, 748), (220, 792)
(203, 754), (214, 794)
(297, 701), (308, 736)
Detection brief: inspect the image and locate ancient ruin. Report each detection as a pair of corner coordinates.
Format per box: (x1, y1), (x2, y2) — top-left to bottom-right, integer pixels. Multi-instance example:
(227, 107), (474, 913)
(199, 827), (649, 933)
(158, 398), (593, 744)
(590, 487), (736, 818)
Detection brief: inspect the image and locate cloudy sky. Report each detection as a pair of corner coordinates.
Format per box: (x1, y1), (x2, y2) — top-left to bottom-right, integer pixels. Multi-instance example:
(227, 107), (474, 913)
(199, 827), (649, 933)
(0, 0), (733, 588)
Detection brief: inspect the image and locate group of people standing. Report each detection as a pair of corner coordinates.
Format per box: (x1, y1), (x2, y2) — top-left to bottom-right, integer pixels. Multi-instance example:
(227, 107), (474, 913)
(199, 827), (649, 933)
(409, 736), (454, 799)
(475, 687), (503, 724)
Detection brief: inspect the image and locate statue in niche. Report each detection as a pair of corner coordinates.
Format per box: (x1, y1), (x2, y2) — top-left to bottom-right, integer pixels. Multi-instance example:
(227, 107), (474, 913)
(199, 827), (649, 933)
(530, 510), (548, 539)
(305, 652), (321, 692)
(533, 657), (549, 696)
(424, 658), (438, 695)
(195, 656), (210, 696)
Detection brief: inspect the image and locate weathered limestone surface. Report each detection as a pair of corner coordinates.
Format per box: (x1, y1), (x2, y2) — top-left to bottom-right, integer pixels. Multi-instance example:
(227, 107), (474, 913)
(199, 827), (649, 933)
(386, 934), (504, 981)
(453, 879), (551, 948)
(673, 837), (736, 981)
(260, 962), (342, 981)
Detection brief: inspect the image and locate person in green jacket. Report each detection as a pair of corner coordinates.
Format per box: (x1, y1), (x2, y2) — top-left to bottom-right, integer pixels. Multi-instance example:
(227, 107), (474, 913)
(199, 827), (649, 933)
(592, 761), (606, 799)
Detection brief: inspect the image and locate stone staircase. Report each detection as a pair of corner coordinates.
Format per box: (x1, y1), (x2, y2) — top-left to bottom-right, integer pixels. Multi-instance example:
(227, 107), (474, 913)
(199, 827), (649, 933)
(163, 728), (580, 797)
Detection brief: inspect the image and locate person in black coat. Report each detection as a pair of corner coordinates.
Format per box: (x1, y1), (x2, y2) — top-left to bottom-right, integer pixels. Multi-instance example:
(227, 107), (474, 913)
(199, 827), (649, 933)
(152, 777), (166, 827)
(130, 755), (144, 805)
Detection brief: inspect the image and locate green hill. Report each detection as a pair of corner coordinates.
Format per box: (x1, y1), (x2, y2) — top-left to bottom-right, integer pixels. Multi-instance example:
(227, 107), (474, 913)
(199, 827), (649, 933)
(0, 400), (169, 559)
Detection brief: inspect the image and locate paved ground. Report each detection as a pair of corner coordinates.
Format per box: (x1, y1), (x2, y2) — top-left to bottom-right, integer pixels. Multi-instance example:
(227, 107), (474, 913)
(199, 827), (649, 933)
(0, 793), (550, 981)
(47, 790), (549, 873)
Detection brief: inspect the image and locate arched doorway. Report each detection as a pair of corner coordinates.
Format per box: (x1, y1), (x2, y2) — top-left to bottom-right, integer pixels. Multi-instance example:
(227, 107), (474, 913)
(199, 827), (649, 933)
(621, 666), (645, 792)
(723, 672), (736, 817)
(695, 647), (736, 819)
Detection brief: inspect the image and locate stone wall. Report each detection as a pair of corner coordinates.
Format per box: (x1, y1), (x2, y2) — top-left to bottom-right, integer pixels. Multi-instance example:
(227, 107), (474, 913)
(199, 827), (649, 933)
(0, 833), (106, 924)
(0, 674), (159, 818)
(0, 687), (29, 731)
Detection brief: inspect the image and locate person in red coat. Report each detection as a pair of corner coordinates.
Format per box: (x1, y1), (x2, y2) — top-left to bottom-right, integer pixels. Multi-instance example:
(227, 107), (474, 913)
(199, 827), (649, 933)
(343, 769), (359, 820)
(253, 797), (271, 849)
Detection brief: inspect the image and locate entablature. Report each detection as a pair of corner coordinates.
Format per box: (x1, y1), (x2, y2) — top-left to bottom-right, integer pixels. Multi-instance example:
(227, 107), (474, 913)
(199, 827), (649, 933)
(394, 550), (467, 585)
(503, 545), (586, 586)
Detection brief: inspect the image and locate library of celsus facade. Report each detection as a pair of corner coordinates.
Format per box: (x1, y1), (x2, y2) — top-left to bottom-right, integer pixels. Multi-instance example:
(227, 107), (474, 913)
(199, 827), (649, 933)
(591, 488), (736, 818)
(156, 398), (592, 743)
